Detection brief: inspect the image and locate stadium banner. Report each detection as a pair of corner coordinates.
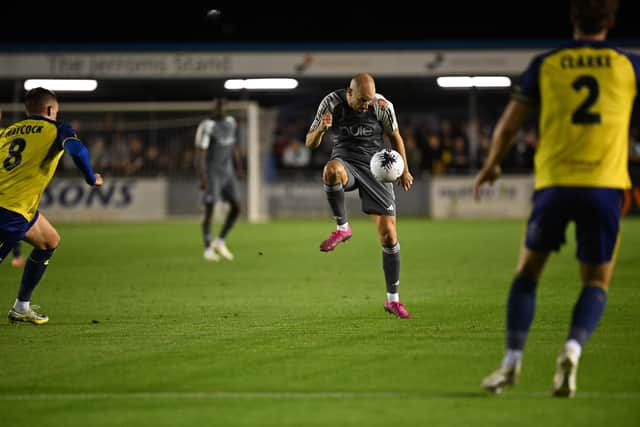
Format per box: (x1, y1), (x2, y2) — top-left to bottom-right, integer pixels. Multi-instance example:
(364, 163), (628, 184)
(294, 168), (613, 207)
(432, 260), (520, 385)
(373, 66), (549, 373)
(0, 50), (549, 78)
(40, 178), (167, 222)
(431, 175), (534, 219)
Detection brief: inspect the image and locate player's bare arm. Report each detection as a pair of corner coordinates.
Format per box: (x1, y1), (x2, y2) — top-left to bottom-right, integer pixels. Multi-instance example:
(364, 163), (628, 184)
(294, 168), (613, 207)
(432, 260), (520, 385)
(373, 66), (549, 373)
(474, 100), (530, 199)
(233, 145), (246, 181)
(389, 129), (413, 192)
(305, 112), (332, 150)
(195, 148), (208, 190)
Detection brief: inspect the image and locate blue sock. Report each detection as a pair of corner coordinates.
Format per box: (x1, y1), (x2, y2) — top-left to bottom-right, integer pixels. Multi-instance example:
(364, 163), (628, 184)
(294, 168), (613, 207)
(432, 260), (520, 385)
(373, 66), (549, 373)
(568, 285), (607, 346)
(506, 275), (537, 350)
(17, 248), (55, 302)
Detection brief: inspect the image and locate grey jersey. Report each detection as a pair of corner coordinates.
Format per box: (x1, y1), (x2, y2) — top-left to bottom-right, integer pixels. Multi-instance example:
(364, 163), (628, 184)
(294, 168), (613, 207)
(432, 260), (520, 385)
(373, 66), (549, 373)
(195, 115), (237, 174)
(309, 89), (398, 167)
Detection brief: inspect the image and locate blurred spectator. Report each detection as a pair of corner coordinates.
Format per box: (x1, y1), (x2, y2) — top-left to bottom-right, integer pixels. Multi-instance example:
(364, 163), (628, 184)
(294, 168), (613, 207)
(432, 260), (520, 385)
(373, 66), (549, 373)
(401, 128), (422, 176)
(144, 144), (162, 176)
(126, 135), (145, 175)
(450, 135), (470, 174)
(281, 138), (311, 169)
(110, 134), (130, 175)
(475, 133), (492, 170)
(89, 135), (111, 173)
(514, 128), (537, 172)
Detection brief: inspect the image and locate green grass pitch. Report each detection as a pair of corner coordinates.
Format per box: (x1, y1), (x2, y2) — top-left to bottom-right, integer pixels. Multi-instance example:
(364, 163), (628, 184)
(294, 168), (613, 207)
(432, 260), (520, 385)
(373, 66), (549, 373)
(1, 218), (639, 426)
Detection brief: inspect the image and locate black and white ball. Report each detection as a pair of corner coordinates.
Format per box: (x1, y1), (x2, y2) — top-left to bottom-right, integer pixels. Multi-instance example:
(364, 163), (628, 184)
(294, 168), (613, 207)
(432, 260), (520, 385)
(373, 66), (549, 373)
(370, 149), (404, 182)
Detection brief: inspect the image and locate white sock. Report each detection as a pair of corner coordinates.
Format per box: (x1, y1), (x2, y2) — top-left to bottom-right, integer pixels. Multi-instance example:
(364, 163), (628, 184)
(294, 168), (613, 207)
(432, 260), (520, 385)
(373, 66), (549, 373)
(501, 349), (523, 369)
(13, 299), (29, 313)
(337, 222), (350, 231)
(564, 339), (582, 358)
(386, 292), (399, 303)
(213, 238), (224, 246)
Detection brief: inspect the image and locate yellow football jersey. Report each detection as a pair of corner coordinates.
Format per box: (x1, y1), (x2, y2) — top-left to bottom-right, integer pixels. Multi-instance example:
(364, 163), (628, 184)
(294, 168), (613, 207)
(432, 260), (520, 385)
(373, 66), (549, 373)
(514, 41), (639, 189)
(0, 116), (77, 221)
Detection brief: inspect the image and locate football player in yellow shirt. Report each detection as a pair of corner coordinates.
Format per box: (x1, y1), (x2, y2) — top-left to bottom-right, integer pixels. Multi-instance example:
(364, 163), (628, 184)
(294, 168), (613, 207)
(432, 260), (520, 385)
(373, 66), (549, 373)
(0, 88), (103, 324)
(0, 110), (25, 269)
(474, 0), (638, 397)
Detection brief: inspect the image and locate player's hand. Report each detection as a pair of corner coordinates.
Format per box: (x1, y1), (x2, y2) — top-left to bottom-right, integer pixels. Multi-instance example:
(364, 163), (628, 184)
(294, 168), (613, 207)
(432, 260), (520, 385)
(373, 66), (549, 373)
(399, 170), (414, 192)
(93, 173), (103, 187)
(473, 164), (501, 200)
(320, 112), (332, 131)
(199, 178), (208, 191)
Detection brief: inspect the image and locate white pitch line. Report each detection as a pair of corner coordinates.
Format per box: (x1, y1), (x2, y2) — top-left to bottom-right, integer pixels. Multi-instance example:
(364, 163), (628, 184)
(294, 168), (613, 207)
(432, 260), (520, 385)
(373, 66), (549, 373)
(0, 391), (639, 401)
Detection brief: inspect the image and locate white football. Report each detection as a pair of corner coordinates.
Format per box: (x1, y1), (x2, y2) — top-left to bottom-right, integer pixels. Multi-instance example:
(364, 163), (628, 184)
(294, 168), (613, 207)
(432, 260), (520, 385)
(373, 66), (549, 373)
(370, 148), (404, 182)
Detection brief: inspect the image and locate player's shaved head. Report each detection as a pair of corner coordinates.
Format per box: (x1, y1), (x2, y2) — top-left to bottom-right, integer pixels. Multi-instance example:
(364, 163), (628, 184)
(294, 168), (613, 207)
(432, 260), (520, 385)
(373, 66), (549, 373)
(349, 73), (376, 98)
(347, 73), (376, 112)
(24, 87), (58, 117)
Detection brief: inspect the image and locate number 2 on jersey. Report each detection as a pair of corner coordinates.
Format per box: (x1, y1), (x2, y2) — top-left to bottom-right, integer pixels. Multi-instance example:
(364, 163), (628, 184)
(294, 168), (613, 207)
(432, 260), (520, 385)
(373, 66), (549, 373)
(571, 75), (601, 125)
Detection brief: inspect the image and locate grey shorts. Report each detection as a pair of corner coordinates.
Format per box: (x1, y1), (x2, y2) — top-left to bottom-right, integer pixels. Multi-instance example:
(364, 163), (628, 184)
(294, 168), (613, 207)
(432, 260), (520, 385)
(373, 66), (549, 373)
(202, 173), (240, 206)
(336, 158), (396, 216)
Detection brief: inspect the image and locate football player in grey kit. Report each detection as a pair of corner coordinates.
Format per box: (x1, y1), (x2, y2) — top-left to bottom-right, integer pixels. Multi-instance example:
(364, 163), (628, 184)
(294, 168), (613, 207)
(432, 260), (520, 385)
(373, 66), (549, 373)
(305, 73), (414, 318)
(195, 98), (241, 262)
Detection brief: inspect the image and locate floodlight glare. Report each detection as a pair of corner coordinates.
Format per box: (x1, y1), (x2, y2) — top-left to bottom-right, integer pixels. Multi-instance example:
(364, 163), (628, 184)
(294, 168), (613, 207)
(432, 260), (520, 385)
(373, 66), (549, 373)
(224, 78), (298, 90)
(471, 76), (511, 87)
(437, 76), (511, 88)
(24, 79), (98, 92)
(224, 80), (246, 90)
